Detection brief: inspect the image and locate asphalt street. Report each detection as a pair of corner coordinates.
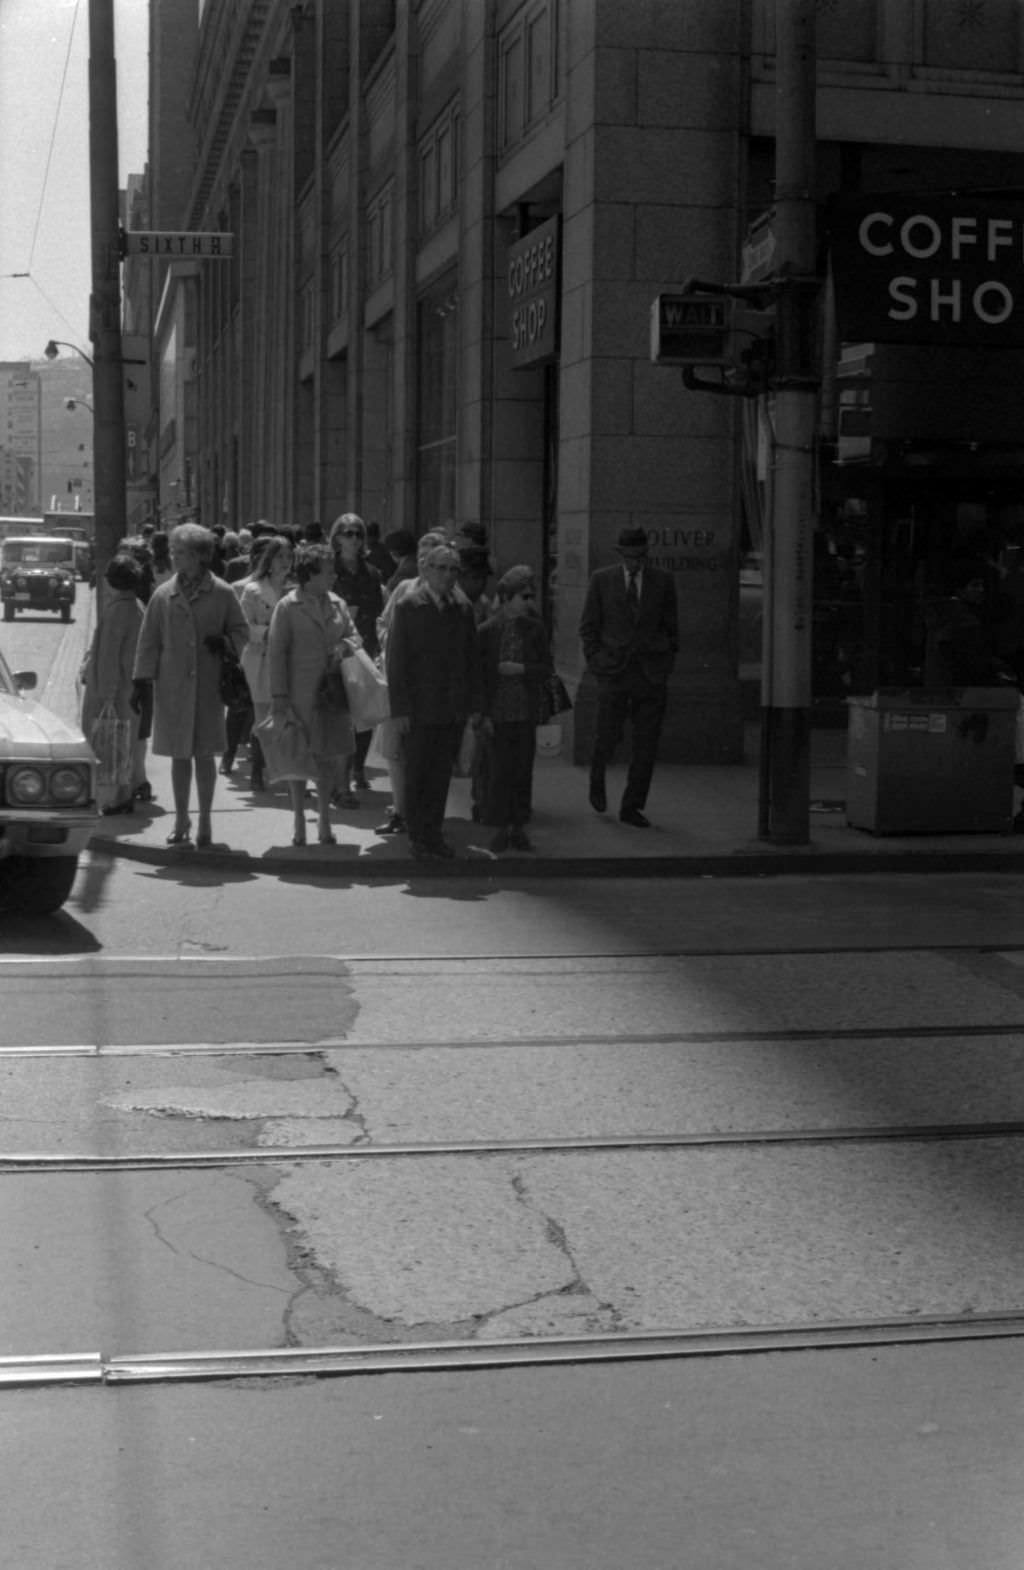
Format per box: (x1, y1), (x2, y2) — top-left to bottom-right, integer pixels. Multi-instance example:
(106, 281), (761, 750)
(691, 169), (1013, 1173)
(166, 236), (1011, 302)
(3, 608), (1024, 1566)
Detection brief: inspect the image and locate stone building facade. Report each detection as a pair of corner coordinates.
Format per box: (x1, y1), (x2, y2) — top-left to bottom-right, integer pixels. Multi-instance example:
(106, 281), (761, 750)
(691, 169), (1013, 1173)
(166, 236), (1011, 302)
(131, 0), (1024, 763)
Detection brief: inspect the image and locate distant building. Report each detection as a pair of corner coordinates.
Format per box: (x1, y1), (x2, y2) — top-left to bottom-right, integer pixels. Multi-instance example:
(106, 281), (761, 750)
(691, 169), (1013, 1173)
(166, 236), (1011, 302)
(0, 364), (41, 514)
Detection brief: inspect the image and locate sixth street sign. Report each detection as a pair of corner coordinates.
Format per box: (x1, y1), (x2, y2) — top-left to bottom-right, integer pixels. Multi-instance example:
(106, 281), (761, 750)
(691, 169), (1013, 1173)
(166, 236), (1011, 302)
(650, 293), (733, 365)
(123, 231), (234, 258)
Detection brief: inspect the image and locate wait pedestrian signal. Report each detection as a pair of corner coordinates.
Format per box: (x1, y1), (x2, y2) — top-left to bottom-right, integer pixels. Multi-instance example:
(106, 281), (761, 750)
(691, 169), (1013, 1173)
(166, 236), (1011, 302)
(650, 293), (733, 366)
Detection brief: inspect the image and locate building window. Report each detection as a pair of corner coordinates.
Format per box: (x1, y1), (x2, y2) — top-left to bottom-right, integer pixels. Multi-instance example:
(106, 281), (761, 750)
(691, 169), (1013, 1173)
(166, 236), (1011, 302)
(498, 1), (558, 153)
(301, 279), (316, 350)
(923, 0), (1020, 71)
(330, 242), (348, 322)
(416, 280), (459, 533)
(367, 182), (394, 289)
(816, 0), (877, 62)
(418, 100), (459, 237)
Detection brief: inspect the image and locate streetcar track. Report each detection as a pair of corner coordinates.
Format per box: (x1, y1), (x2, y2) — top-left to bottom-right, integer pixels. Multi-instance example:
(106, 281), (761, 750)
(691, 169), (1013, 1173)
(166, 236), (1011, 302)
(4, 940), (1024, 969)
(7, 1309), (1024, 1389)
(5, 1019), (1024, 1057)
(5, 1118), (1024, 1171)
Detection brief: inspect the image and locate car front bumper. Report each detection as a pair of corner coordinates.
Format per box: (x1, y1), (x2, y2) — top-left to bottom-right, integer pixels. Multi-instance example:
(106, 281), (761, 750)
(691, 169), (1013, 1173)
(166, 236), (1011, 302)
(0, 812), (99, 860)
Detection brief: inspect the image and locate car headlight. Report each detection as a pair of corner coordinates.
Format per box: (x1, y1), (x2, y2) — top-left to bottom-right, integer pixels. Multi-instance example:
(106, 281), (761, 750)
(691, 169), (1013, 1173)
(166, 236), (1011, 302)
(50, 767), (90, 804)
(7, 767), (46, 803)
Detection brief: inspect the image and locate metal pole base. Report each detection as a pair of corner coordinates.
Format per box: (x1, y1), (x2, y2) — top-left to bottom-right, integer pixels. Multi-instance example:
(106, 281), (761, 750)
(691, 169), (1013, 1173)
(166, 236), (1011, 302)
(761, 705), (811, 845)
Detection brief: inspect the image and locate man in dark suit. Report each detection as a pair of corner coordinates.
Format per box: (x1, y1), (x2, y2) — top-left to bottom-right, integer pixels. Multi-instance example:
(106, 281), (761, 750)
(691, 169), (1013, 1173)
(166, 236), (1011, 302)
(579, 526), (679, 827)
(386, 543), (483, 860)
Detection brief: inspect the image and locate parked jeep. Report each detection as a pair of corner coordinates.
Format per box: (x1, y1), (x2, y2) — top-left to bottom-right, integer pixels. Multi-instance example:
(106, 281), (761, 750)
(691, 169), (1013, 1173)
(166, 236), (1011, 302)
(1, 536), (77, 621)
(0, 646), (98, 913)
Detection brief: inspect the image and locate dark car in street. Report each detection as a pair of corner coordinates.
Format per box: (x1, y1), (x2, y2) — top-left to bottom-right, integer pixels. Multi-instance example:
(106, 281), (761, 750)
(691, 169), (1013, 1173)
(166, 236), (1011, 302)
(0, 536), (77, 622)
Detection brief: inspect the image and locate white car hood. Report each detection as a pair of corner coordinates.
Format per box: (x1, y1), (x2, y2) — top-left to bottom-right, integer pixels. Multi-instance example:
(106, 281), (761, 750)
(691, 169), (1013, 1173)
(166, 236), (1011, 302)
(0, 694), (93, 759)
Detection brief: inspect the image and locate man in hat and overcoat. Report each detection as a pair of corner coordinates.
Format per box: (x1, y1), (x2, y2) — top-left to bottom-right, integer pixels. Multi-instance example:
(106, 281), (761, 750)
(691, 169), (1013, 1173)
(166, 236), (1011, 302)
(579, 526), (679, 827)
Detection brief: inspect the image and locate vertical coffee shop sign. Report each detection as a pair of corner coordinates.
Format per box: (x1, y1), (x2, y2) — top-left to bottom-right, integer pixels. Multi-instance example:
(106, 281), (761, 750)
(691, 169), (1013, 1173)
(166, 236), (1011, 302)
(828, 194), (1024, 344)
(507, 216), (560, 367)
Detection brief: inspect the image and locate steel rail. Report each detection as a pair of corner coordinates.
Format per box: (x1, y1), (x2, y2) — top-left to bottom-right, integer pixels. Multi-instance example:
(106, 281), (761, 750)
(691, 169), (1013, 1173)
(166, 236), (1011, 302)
(6, 1311), (1024, 1389)
(5, 1019), (1024, 1058)
(5, 1117), (1024, 1172)
(3, 940), (1024, 965)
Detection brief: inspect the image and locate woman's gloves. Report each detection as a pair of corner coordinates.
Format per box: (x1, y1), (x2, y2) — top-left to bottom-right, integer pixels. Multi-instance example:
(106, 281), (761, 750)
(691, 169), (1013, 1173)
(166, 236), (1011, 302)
(203, 633), (229, 656)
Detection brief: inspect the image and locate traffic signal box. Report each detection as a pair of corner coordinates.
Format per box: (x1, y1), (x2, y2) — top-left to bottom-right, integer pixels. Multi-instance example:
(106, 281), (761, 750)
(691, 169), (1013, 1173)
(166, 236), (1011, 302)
(650, 289), (776, 396)
(650, 293), (734, 366)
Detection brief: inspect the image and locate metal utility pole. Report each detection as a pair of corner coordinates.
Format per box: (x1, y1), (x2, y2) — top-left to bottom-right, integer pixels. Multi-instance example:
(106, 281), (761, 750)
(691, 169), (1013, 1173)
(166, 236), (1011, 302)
(89, 0), (126, 574)
(761, 0), (819, 844)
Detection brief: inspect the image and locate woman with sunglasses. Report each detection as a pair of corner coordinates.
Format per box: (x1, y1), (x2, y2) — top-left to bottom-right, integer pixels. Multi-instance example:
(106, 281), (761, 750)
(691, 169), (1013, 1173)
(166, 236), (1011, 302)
(477, 565), (553, 854)
(328, 512), (385, 803)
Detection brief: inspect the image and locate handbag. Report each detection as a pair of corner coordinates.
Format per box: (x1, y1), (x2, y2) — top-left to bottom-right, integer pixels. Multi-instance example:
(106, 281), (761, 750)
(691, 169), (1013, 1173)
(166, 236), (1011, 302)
(340, 647), (391, 731)
(252, 712), (313, 782)
(219, 651), (250, 711)
(90, 702), (133, 787)
(315, 667), (350, 713)
(537, 671), (573, 726)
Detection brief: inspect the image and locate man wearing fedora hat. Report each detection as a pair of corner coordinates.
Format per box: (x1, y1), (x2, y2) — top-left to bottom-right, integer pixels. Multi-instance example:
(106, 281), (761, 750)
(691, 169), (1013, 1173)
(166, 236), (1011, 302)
(579, 526), (679, 827)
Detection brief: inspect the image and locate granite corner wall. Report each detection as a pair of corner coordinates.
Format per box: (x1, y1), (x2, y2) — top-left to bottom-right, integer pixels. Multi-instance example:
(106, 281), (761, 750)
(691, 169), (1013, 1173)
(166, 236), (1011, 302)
(554, 0), (746, 765)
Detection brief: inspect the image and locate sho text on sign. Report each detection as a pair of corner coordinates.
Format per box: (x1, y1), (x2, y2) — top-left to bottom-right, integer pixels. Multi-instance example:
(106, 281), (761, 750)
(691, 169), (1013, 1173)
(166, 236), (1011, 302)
(829, 194), (1024, 345)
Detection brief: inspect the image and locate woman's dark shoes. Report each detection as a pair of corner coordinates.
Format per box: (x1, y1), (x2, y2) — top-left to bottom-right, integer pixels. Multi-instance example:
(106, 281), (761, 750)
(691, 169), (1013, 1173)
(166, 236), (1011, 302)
(351, 770), (370, 790)
(332, 788), (360, 809)
(131, 782), (154, 803)
(588, 774), (607, 814)
(318, 829), (338, 845)
(218, 753), (235, 776)
(196, 831), (213, 849)
(619, 808), (651, 828)
(374, 811), (405, 835)
(166, 820), (192, 845)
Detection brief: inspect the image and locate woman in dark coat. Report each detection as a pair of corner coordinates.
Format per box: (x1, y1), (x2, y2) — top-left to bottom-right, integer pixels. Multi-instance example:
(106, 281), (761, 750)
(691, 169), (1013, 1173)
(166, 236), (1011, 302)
(132, 522), (248, 847)
(478, 565), (553, 854)
(329, 512), (385, 800)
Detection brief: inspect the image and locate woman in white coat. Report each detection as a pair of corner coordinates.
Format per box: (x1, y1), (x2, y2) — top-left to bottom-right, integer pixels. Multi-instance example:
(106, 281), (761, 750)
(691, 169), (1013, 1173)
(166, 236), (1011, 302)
(81, 553), (146, 815)
(132, 523), (248, 847)
(238, 535), (293, 791)
(267, 541), (361, 846)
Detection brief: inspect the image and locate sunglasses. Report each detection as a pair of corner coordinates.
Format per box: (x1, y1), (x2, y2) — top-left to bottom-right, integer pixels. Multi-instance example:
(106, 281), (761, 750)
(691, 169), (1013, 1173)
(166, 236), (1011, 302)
(340, 529), (364, 539)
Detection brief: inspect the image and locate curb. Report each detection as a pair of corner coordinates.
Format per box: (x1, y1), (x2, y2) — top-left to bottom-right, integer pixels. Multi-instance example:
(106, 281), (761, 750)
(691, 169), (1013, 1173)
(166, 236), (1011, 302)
(87, 833), (1024, 882)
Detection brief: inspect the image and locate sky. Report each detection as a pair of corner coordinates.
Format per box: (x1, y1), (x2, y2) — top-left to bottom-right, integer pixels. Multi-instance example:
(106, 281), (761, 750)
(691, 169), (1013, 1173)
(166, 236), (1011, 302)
(0, 0), (149, 365)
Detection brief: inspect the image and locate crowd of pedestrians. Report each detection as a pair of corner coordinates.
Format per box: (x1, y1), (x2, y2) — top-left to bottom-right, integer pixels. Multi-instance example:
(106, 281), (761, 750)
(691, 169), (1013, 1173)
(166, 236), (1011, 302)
(79, 512), (595, 857)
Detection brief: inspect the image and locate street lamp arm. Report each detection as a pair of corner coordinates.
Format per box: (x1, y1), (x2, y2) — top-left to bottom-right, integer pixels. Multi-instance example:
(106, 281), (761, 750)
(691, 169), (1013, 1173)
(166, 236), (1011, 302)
(44, 339), (95, 368)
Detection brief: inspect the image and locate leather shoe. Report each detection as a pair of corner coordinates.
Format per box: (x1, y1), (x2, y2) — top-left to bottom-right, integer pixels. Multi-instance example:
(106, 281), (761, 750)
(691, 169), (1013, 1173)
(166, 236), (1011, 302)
(410, 841), (444, 861)
(619, 808), (651, 828)
(589, 775), (607, 814)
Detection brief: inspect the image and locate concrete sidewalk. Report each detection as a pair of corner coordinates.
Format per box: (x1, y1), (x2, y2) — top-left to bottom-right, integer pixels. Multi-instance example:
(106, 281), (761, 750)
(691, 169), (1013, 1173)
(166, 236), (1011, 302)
(88, 724), (1024, 880)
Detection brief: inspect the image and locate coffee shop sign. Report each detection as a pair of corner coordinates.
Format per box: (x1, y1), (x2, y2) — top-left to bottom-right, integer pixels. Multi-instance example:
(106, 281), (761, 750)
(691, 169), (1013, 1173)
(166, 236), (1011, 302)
(507, 216), (559, 367)
(829, 195), (1024, 345)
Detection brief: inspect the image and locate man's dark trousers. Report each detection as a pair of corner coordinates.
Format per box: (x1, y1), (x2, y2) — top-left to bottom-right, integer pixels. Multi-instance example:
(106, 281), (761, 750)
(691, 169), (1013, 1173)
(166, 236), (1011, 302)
(590, 663), (668, 813)
(405, 722), (463, 847)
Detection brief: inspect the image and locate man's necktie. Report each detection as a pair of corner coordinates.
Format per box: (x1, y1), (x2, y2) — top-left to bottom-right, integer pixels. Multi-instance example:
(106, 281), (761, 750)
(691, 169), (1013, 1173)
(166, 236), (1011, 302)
(626, 572), (639, 621)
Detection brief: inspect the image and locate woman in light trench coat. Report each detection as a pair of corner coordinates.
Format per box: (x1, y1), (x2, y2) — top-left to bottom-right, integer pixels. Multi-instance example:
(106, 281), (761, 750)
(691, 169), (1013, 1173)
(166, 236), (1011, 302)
(267, 541), (361, 846)
(132, 523), (248, 847)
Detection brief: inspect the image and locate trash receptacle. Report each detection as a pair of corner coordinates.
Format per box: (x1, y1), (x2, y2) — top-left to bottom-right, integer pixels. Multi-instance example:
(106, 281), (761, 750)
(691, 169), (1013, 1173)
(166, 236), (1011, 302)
(846, 687), (1018, 834)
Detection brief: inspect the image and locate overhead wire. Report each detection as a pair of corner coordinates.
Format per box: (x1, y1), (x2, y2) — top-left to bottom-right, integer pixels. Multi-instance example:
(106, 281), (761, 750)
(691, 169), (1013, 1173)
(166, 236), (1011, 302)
(27, 0), (82, 275)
